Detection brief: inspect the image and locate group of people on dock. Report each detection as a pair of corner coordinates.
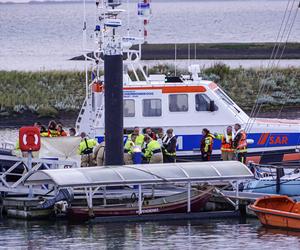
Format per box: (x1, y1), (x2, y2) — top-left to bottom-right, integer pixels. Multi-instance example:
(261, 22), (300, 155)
(201, 123), (248, 164)
(79, 123), (247, 167)
(16, 121), (247, 166)
(78, 127), (177, 167)
(33, 120), (76, 138)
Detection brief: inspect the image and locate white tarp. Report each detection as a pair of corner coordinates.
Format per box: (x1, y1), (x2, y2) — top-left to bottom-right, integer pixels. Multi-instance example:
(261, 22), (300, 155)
(39, 137), (81, 167)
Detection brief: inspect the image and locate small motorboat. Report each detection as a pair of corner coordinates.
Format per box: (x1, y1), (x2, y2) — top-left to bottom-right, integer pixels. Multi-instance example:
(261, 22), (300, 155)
(249, 195), (300, 230)
(68, 186), (214, 221)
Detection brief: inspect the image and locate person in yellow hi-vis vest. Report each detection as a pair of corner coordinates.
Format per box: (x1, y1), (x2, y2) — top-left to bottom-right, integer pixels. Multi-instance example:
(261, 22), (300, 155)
(78, 132), (97, 167)
(200, 128), (214, 161)
(143, 135), (163, 164)
(124, 134), (137, 165)
(214, 126), (234, 161)
(128, 127), (144, 148)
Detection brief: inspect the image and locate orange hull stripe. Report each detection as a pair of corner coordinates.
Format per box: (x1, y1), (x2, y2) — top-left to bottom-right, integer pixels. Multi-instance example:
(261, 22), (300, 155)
(258, 133), (270, 145)
(283, 153), (300, 161)
(246, 156), (261, 164)
(124, 86), (206, 93)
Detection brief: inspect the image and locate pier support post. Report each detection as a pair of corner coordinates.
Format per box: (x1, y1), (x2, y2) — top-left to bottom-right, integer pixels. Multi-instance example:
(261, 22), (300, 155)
(104, 53), (124, 166)
(27, 152), (33, 198)
(138, 184), (142, 215)
(235, 181), (240, 210)
(187, 181), (191, 213)
(103, 186), (107, 206)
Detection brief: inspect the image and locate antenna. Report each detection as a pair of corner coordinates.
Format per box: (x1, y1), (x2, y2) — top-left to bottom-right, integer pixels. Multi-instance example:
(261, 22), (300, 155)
(138, 0), (152, 43)
(174, 43), (177, 76)
(188, 43), (190, 68)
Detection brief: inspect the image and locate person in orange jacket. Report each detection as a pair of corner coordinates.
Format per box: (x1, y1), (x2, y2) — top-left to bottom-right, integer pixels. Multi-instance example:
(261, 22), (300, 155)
(233, 123), (247, 164)
(214, 126), (234, 161)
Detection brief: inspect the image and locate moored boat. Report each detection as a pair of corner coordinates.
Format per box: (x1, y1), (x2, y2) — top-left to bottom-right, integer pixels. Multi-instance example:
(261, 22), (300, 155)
(249, 195), (300, 230)
(68, 186), (214, 221)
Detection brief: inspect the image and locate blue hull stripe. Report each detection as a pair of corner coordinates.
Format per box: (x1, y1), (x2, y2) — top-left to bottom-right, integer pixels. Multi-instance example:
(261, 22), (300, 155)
(96, 132), (300, 152)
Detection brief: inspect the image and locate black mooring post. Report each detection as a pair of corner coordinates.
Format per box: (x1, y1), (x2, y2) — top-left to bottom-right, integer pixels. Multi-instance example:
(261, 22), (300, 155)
(104, 54), (124, 166)
(276, 167), (284, 194)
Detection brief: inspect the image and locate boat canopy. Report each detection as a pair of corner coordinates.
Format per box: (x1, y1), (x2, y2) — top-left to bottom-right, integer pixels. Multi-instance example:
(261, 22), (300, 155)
(26, 161), (253, 188)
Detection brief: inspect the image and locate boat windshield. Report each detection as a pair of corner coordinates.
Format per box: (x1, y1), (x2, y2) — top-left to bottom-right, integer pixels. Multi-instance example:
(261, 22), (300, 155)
(215, 88), (235, 106)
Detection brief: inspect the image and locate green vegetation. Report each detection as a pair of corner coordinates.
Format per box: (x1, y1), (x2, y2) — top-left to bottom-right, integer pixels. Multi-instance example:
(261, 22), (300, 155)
(0, 70), (86, 117)
(0, 65), (299, 119)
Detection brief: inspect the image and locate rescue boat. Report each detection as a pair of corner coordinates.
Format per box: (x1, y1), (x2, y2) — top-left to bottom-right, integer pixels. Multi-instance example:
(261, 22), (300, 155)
(75, 0), (300, 164)
(76, 68), (300, 163)
(249, 195), (300, 230)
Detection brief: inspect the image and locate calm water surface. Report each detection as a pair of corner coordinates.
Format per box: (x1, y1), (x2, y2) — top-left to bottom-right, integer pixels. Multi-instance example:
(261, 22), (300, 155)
(0, 0), (299, 70)
(0, 218), (300, 249)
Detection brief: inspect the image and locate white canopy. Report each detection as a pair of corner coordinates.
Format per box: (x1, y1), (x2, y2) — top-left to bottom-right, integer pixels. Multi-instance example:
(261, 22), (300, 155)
(26, 161), (253, 187)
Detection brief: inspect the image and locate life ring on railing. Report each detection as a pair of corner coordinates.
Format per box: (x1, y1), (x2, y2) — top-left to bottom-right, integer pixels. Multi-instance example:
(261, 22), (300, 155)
(19, 126), (41, 152)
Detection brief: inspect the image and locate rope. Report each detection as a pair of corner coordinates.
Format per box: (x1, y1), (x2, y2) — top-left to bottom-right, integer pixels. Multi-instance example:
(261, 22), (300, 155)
(248, 2), (299, 133)
(245, 0), (299, 132)
(245, 0), (293, 131)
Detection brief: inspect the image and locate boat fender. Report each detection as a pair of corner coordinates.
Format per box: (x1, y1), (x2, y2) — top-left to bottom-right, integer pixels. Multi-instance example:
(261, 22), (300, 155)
(247, 139), (254, 145)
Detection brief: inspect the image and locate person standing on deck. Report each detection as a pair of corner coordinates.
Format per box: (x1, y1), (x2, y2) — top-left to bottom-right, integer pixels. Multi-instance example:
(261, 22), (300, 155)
(233, 123), (248, 164)
(162, 128), (177, 163)
(78, 132), (97, 167)
(200, 128), (214, 161)
(143, 135), (163, 164)
(214, 126), (234, 161)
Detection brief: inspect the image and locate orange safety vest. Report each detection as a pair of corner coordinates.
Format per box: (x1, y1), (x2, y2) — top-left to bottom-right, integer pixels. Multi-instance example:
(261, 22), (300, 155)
(221, 135), (234, 152)
(58, 131), (67, 136)
(236, 131), (247, 152)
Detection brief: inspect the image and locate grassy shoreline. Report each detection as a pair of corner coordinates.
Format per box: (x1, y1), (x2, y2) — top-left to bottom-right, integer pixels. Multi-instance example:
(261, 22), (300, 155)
(0, 64), (299, 126)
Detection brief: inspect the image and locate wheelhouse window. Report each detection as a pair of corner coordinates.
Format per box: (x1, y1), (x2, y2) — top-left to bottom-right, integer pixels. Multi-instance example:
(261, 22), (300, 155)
(124, 99), (135, 117)
(195, 94), (218, 111)
(169, 94), (188, 112)
(143, 99), (162, 117)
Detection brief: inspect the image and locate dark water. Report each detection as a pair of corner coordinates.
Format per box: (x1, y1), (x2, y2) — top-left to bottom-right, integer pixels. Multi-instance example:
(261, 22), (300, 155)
(1, 218), (300, 249)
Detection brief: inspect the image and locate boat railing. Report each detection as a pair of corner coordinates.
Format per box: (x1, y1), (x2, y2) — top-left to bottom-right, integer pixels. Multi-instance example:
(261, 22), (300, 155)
(0, 154), (77, 196)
